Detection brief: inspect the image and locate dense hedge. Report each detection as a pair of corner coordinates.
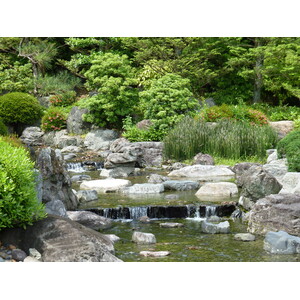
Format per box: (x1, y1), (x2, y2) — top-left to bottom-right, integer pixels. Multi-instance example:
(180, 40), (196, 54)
(277, 130), (300, 172)
(0, 118), (8, 136)
(0, 137), (46, 229)
(0, 92), (43, 127)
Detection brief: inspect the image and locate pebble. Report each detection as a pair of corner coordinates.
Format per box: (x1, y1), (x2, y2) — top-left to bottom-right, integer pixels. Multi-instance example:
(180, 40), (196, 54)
(12, 249), (27, 261)
(0, 241), (28, 262)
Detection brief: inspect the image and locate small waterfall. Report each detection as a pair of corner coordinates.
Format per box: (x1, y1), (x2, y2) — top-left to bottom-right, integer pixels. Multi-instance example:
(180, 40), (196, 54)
(205, 206), (217, 218)
(67, 162), (86, 173)
(129, 206), (148, 219)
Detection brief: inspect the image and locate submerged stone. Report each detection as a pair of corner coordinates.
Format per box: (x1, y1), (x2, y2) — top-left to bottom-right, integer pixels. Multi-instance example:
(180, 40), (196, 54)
(201, 220), (230, 234)
(132, 231), (156, 244)
(234, 233), (256, 242)
(140, 251), (170, 257)
(264, 231), (300, 254)
(159, 222), (184, 228)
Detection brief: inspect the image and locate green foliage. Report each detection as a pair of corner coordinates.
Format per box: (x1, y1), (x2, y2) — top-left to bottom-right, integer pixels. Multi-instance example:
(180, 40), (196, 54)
(80, 52), (139, 128)
(139, 73), (200, 131)
(49, 91), (77, 107)
(277, 130), (300, 171)
(0, 137), (46, 229)
(35, 71), (82, 96)
(199, 104), (269, 125)
(122, 116), (166, 141)
(41, 107), (68, 132)
(0, 118), (8, 136)
(163, 117), (278, 161)
(0, 92), (43, 126)
(0, 62), (34, 94)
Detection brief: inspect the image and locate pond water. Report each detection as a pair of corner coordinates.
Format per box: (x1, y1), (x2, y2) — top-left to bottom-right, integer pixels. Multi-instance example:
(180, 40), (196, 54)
(69, 164), (300, 262)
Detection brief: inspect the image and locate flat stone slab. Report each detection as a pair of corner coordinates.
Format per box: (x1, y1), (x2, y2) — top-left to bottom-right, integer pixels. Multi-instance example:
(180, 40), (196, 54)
(264, 231), (300, 254)
(122, 183), (164, 194)
(168, 165), (235, 181)
(201, 220), (230, 234)
(195, 182), (238, 200)
(132, 231), (156, 244)
(80, 178), (131, 193)
(159, 222), (184, 228)
(140, 251), (170, 257)
(234, 233), (256, 242)
(163, 180), (200, 191)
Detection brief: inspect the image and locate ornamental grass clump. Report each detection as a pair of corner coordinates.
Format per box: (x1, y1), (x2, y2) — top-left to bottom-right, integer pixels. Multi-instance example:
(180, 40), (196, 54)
(0, 137), (46, 229)
(163, 117), (278, 161)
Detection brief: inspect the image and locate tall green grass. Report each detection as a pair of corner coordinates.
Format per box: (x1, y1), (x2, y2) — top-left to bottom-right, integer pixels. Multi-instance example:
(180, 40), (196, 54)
(163, 117), (278, 161)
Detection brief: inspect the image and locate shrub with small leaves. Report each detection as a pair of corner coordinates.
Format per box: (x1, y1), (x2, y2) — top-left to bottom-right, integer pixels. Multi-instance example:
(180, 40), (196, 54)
(0, 118), (8, 136)
(41, 107), (67, 132)
(49, 91), (77, 107)
(0, 137), (46, 229)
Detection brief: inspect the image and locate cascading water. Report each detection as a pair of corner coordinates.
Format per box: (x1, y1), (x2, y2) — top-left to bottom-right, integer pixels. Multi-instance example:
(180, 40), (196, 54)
(67, 162), (86, 173)
(205, 206), (217, 218)
(129, 206), (148, 219)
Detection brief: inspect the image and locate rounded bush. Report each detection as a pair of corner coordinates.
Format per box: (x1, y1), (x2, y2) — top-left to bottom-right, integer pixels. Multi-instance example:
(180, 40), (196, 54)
(0, 118), (8, 136)
(0, 92), (43, 126)
(0, 137), (46, 229)
(41, 107), (67, 132)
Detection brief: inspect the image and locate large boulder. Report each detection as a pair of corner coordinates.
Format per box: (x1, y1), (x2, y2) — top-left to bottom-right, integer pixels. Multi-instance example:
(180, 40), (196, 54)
(122, 183), (164, 194)
(84, 129), (119, 151)
(264, 231), (300, 254)
(238, 165), (282, 210)
(193, 153), (214, 165)
(80, 178), (132, 193)
(248, 193), (300, 236)
(133, 142), (163, 168)
(279, 172), (300, 194)
(0, 215), (122, 262)
(36, 147), (79, 210)
(66, 211), (113, 230)
(42, 130), (84, 149)
(20, 126), (44, 146)
(45, 199), (68, 217)
(231, 162), (262, 187)
(195, 182), (238, 200)
(132, 231), (156, 244)
(263, 160), (288, 185)
(67, 106), (93, 135)
(269, 121), (294, 139)
(168, 165), (235, 181)
(163, 180), (200, 191)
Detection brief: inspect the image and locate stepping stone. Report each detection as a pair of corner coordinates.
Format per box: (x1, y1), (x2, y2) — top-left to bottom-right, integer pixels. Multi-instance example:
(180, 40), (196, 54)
(234, 233), (256, 242)
(139, 251), (170, 257)
(159, 223), (184, 228)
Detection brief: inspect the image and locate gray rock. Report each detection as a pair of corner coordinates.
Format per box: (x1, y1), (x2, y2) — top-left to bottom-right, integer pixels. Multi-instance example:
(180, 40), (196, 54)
(279, 172), (300, 194)
(67, 106), (93, 135)
(140, 251), (170, 257)
(23, 256), (41, 262)
(232, 162), (262, 187)
(201, 220), (230, 234)
(63, 153), (77, 161)
(71, 175), (92, 182)
(100, 167), (135, 178)
(67, 211), (113, 230)
(104, 234), (120, 243)
(238, 165), (282, 210)
(267, 149), (278, 163)
(133, 142), (163, 168)
(263, 163), (288, 185)
(168, 162), (188, 171)
(12, 249), (27, 261)
(159, 223), (184, 228)
(29, 248), (42, 260)
(230, 208), (244, 219)
(193, 153), (214, 165)
(36, 147), (79, 210)
(34, 169), (43, 203)
(61, 146), (82, 153)
(264, 231), (300, 254)
(138, 216), (151, 223)
(269, 121), (294, 139)
(163, 180), (200, 191)
(20, 126), (44, 146)
(195, 182), (238, 200)
(165, 194), (180, 200)
(132, 231), (156, 244)
(234, 233), (256, 242)
(45, 199), (67, 217)
(136, 119), (153, 130)
(248, 193), (300, 236)
(80, 178), (132, 193)
(43, 130), (83, 149)
(168, 165), (235, 181)
(84, 129), (119, 151)
(123, 183), (164, 194)
(147, 174), (170, 183)
(38, 95), (51, 108)
(77, 190), (98, 202)
(0, 215), (121, 262)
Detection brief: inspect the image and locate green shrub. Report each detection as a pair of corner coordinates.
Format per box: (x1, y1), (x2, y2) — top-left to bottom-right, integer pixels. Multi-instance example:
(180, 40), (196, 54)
(0, 137), (46, 229)
(81, 53), (139, 128)
(163, 117), (278, 161)
(122, 116), (166, 142)
(41, 107), (67, 132)
(49, 91), (77, 107)
(0, 92), (43, 127)
(0, 118), (8, 136)
(199, 104), (268, 125)
(277, 130), (300, 171)
(139, 73), (200, 131)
